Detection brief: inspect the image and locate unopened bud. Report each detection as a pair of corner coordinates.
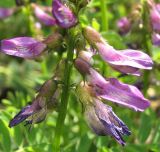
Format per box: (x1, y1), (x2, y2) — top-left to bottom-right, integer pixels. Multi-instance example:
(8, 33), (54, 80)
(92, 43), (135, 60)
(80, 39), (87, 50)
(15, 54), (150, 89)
(43, 32), (62, 49)
(74, 58), (91, 76)
(78, 51), (93, 64)
(83, 26), (105, 45)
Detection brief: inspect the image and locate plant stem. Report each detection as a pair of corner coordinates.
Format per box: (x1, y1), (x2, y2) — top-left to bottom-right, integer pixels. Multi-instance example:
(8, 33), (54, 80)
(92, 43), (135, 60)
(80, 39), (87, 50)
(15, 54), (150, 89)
(141, 0), (152, 95)
(53, 30), (75, 151)
(100, 0), (108, 31)
(100, 0), (108, 75)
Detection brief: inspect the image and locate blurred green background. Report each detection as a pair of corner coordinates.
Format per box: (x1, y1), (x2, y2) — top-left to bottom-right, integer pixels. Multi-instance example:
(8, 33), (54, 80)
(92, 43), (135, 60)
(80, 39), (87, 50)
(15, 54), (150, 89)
(0, 0), (160, 152)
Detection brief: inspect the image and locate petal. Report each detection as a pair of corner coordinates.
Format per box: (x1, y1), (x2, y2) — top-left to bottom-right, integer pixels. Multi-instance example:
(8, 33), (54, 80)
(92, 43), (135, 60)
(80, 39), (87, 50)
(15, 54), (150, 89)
(52, 0), (77, 28)
(96, 42), (153, 75)
(9, 105), (33, 127)
(1, 37), (47, 58)
(150, 7), (160, 32)
(0, 7), (15, 19)
(94, 100), (131, 146)
(88, 69), (150, 111)
(33, 5), (56, 26)
(152, 33), (160, 46)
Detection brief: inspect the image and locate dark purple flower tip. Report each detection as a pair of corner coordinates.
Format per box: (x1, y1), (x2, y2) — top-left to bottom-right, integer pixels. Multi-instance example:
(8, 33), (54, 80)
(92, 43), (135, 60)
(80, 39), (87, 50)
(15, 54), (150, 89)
(152, 32), (160, 46)
(0, 7), (15, 19)
(0, 37), (47, 59)
(52, 0), (78, 28)
(150, 4), (160, 32)
(85, 99), (131, 146)
(9, 105), (33, 127)
(117, 17), (131, 35)
(96, 42), (153, 76)
(88, 68), (150, 111)
(32, 4), (56, 26)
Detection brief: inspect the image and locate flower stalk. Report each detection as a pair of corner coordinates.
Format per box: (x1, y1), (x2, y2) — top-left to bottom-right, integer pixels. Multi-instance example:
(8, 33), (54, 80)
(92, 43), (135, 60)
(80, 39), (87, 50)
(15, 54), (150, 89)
(100, 0), (108, 75)
(100, 0), (108, 31)
(53, 29), (75, 151)
(141, 0), (152, 95)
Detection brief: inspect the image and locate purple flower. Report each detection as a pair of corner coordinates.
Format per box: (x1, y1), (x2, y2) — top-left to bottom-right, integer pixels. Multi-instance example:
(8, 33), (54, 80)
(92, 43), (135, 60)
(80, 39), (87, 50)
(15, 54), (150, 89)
(75, 58), (150, 111)
(76, 82), (131, 146)
(9, 79), (59, 127)
(117, 17), (131, 35)
(0, 7), (15, 19)
(96, 42), (153, 76)
(83, 27), (153, 75)
(150, 4), (160, 32)
(52, 0), (77, 28)
(1, 37), (47, 59)
(85, 99), (131, 146)
(32, 4), (56, 26)
(152, 32), (160, 46)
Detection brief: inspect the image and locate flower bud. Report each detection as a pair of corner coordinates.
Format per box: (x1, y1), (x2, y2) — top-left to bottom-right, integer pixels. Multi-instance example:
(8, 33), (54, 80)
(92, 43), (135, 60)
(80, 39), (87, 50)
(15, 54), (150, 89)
(78, 51), (93, 63)
(52, 0), (77, 28)
(43, 32), (62, 49)
(74, 58), (91, 76)
(83, 26), (105, 45)
(117, 17), (131, 35)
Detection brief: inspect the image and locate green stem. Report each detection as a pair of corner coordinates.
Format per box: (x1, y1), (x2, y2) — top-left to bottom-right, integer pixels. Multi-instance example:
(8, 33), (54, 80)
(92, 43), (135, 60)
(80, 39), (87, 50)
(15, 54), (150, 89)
(53, 30), (75, 151)
(141, 0), (152, 95)
(100, 0), (108, 31)
(100, 0), (108, 75)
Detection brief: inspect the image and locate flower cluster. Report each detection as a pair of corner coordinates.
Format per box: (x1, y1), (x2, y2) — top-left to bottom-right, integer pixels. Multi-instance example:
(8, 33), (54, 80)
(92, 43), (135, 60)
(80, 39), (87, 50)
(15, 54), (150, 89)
(75, 26), (152, 145)
(116, 0), (160, 46)
(0, 0), (153, 146)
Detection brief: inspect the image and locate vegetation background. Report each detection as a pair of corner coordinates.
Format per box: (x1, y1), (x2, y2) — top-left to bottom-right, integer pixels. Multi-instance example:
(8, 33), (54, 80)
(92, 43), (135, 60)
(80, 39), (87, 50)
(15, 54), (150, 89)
(0, 0), (160, 151)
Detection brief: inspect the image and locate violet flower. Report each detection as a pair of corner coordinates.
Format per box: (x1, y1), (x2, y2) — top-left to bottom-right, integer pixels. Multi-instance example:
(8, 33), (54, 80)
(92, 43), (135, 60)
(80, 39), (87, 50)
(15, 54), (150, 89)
(0, 37), (47, 59)
(52, 0), (77, 28)
(96, 42), (153, 76)
(117, 17), (131, 35)
(152, 32), (160, 46)
(32, 4), (56, 26)
(9, 79), (59, 127)
(75, 58), (150, 111)
(150, 4), (160, 32)
(83, 26), (153, 76)
(76, 82), (131, 146)
(0, 7), (15, 19)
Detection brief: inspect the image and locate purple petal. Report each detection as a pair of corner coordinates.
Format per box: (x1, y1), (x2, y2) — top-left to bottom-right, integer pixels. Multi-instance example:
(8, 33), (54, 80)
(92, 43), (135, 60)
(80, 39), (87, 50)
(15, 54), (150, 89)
(9, 105), (33, 127)
(88, 69), (150, 111)
(1, 37), (47, 58)
(96, 42), (153, 75)
(33, 5), (56, 26)
(150, 5), (160, 32)
(152, 32), (160, 46)
(94, 100), (131, 146)
(0, 7), (15, 19)
(52, 0), (77, 28)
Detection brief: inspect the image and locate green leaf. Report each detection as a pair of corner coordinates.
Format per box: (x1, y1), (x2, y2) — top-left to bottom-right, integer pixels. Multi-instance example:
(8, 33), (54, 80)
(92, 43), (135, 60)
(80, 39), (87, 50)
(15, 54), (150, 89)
(0, 120), (11, 152)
